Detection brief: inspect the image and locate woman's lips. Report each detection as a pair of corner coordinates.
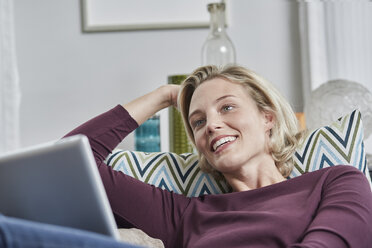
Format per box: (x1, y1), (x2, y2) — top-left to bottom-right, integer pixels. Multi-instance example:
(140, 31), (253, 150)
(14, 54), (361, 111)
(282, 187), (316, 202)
(211, 136), (237, 152)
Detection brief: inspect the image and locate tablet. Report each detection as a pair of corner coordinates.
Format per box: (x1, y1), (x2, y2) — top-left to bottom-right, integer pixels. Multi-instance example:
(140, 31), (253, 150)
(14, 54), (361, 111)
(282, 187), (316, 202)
(0, 135), (120, 240)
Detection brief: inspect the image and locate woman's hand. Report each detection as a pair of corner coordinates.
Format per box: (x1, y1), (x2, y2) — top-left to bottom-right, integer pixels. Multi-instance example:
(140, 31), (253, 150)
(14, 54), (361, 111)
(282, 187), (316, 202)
(161, 84), (180, 109)
(123, 84), (180, 126)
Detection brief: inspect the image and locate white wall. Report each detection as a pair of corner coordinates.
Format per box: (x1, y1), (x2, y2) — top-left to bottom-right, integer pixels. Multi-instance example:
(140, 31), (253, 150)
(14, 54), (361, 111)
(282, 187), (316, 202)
(14, 0), (302, 150)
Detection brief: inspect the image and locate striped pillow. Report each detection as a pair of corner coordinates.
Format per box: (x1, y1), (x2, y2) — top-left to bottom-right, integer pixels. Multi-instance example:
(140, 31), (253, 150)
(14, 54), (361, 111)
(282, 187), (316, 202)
(106, 109), (372, 196)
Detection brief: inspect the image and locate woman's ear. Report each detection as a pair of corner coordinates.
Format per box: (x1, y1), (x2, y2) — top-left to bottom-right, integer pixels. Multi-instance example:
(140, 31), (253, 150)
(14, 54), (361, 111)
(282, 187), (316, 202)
(263, 112), (275, 131)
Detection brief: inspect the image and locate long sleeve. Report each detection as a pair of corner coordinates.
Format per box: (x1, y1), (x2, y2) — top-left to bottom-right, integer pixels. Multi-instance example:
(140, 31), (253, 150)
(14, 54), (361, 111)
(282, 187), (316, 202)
(64, 105), (191, 247)
(64, 105), (138, 162)
(289, 166), (372, 247)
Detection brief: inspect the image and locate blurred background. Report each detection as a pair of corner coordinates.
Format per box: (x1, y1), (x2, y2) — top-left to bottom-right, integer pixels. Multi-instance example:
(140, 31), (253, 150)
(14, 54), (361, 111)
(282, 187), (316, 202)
(1, 0), (371, 154)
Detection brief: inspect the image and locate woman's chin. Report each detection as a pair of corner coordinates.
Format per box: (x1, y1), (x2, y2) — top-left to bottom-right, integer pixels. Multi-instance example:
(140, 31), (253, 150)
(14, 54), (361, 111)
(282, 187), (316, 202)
(212, 160), (239, 174)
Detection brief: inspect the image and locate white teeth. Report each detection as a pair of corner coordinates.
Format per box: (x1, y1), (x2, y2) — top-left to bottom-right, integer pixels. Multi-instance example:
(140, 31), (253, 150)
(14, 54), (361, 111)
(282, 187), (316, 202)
(212, 136), (236, 151)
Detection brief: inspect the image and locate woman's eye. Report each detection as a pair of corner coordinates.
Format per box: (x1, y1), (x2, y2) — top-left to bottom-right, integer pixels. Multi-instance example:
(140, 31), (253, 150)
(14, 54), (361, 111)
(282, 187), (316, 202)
(193, 119), (205, 128)
(222, 105), (233, 112)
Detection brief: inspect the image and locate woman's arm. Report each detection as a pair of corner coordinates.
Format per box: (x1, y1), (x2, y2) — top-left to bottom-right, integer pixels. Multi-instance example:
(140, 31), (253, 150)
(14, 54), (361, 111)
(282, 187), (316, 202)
(65, 85), (180, 162)
(289, 166), (372, 247)
(123, 85), (179, 126)
(64, 85), (188, 247)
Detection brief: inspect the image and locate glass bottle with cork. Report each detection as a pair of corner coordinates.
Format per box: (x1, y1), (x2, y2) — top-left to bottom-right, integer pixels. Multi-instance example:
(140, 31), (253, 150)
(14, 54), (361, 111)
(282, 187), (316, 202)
(201, 2), (236, 67)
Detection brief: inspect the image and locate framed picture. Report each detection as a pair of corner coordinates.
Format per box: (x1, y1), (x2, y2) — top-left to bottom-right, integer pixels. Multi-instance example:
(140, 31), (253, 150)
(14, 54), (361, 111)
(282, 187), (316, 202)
(81, 0), (226, 32)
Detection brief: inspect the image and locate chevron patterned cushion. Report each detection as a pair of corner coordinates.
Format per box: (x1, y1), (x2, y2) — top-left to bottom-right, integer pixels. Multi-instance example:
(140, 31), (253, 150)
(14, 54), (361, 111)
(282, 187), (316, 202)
(106, 109), (372, 197)
(292, 110), (371, 181)
(106, 151), (230, 196)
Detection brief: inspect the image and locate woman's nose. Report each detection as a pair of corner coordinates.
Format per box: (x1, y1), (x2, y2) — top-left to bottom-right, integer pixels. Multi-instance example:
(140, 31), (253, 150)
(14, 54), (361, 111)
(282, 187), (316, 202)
(206, 115), (222, 134)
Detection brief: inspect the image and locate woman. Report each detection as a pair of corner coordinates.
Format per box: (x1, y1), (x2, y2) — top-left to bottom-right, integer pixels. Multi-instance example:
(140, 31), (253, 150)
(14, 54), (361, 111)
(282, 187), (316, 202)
(62, 65), (372, 247)
(1, 65), (370, 248)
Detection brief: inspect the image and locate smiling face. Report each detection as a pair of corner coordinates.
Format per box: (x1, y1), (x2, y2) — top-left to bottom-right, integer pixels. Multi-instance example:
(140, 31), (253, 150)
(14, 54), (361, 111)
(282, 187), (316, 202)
(188, 77), (275, 175)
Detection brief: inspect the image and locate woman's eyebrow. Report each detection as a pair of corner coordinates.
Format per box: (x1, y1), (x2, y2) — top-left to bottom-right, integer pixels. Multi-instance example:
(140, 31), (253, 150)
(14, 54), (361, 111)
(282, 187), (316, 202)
(188, 95), (236, 121)
(188, 110), (202, 123)
(215, 94), (236, 103)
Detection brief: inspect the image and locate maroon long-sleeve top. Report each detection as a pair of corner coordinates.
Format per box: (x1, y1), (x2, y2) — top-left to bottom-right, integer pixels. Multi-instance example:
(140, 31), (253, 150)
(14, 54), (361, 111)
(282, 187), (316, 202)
(65, 105), (372, 248)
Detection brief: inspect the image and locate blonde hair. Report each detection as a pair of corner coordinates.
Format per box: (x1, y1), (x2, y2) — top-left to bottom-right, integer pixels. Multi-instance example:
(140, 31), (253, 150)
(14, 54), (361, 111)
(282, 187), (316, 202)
(178, 65), (301, 179)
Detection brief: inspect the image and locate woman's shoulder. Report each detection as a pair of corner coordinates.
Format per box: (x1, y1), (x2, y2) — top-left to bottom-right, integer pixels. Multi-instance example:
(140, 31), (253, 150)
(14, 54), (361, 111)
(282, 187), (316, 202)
(298, 165), (371, 192)
(302, 165), (365, 179)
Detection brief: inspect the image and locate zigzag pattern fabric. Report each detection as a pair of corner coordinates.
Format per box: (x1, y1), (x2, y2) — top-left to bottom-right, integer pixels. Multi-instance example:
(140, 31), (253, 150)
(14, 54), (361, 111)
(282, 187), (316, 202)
(106, 150), (230, 196)
(292, 109), (372, 189)
(106, 110), (372, 197)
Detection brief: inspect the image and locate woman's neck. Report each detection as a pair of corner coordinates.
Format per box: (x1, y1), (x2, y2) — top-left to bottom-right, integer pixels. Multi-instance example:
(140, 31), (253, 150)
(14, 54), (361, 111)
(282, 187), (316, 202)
(222, 157), (286, 192)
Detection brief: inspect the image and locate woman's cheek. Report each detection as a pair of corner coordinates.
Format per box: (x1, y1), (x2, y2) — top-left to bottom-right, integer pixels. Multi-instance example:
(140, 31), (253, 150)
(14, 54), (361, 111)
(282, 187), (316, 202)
(194, 133), (205, 152)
